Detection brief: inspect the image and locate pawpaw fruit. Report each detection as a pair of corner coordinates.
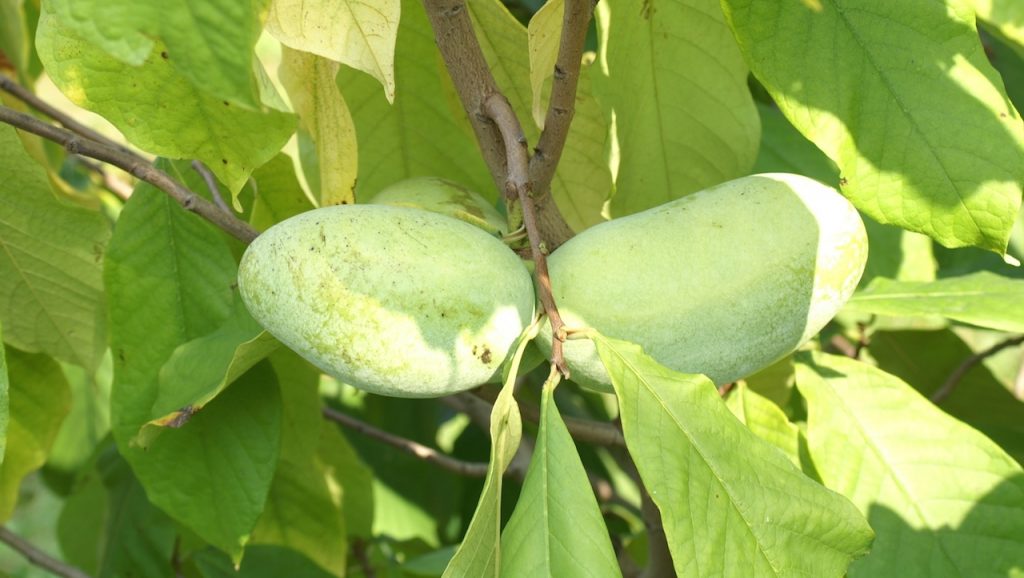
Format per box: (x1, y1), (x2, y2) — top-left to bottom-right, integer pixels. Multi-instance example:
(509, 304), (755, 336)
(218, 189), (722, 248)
(238, 205), (535, 397)
(368, 177), (507, 235)
(537, 173), (868, 392)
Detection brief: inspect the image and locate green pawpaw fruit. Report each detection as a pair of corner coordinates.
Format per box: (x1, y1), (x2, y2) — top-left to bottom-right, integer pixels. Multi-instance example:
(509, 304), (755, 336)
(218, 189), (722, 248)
(368, 177), (507, 235)
(538, 173), (868, 392)
(238, 205), (535, 397)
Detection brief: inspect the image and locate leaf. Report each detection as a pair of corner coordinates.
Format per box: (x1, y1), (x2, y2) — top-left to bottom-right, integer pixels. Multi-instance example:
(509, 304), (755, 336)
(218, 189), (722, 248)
(339, 0), (494, 201)
(45, 0), (266, 107)
(136, 300), (279, 444)
(469, 0), (613, 230)
(0, 124), (109, 371)
(252, 352), (347, 577)
(47, 358), (112, 482)
(593, 334), (873, 578)
(443, 328), (533, 577)
(722, 0), (1024, 253)
(867, 329), (1024, 465)
(280, 48), (358, 207)
(0, 326), (6, 465)
(318, 418), (376, 540)
(725, 382), (801, 467)
(36, 7), (296, 196)
(267, 0), (400, 103)
(106, 179), (279, 561)
(527, 0), (563, 128)
(244, 153), (317, 231)
(500, 377), (621, 577)
(795, 352), (1024, 577)
(595, 0), (759, 217)
(195, 545), (337, 578)
(975, 0), (1024, 58)
(0, 347), (71, 522)
(848, 271), (1024, 332)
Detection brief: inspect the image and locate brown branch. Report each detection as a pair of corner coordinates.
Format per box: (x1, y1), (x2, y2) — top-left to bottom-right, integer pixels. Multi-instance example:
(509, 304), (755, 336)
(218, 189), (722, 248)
(931, 334), (1024, 404)
(528, 0), (595, 248)
(0, 106), (259, 244)
(191, 160), (232, 214)
(0, 526), (93, 578)
(0, 73), (116, 148)
(322, 406), (489, 477)
(421, 0), (573, 247)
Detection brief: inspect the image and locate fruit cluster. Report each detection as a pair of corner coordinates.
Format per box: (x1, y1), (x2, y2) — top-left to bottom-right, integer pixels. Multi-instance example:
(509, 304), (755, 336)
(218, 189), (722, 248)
(238, 173), (867, 397)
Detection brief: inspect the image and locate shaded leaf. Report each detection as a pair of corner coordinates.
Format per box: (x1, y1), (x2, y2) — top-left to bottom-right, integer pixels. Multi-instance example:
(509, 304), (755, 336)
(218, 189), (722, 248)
(795, 352), (1024, 577)
(319, 418), (376, 540)
(36, 8), (295, 196)
(196, 545), (336, 578)
(0, 124), (109, 371)
(267, 0), (400, 103)
(280, 47), (358, 206)
(596, 0), (759, 217)
(725, 382), (800, 467)
(46, 0), (266, 107)
(0, 348), (70, 522)
(46, 357), (111, 482)
(722, 0), (1024, 253)
(975, 0), (1024, 58)
(594, 334), (872, 577)
(500, 378), (620, 577)
(848, 271), (1024, 332)
(106, 178), (279, 561)
(244, 153), (317, 231)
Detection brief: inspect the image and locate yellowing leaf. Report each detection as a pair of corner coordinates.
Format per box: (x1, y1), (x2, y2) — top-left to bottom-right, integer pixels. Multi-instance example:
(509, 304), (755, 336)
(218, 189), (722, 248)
(268, 0), (400, 103)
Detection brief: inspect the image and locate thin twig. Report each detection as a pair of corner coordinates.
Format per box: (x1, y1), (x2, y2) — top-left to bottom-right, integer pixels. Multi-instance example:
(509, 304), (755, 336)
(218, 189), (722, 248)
(931, 334), (1024, 403)
(0, 73), (117, 148)
(191, 160), (232, 214)
(0, 106), (259, 244)
(463, 390), (625, 447)
(351, 538), (376, 578)
(0, 526), (93, 578)
(322, 406), (489, 477)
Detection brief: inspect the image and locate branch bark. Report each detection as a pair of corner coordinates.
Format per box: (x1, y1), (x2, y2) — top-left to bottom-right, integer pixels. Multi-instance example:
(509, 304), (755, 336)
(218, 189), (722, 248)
(0, 527), (93, 578)
(0, 105), (259, 244)
(931, 334), (1024, 403)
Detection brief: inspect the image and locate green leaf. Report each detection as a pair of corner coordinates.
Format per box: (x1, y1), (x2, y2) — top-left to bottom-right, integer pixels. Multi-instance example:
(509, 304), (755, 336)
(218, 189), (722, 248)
(252, 352), (347, 577)
(0, 325), (6, 463)
(593, 334), (873, 578)
(0, 348), (71, 522)
(500, 378), (621, 577)
(47, 358), (112, 481)
(58, 447), (177, 578)
(106, 180), (279, 561)
(469, 0), (613, 230)
(752, 103), (838, 184)
(595, 0), (759, 217)
(794, 351), (1024, 577)
(0, 0), (31, 81)
(848, 271), (1024, 332)
(45, 0), (267, 107)
(139, 300), (278, 442)
(443, 330), (531, 577)
(195, 545), (336, 578)
(318, 418), (376, 540)
(280, 48), (358, 207)
(868, 329), (1024, 465)
(725, 382), (800, 467)
(722, 0), (1024, 253)
(36, 8), (296, 196)
(267, 0), (400, 103)
(244, 153), (317, 231)
(527, 0), (563, 128)
(975, 0), (1024, 58)
(0, 124), (109, 371)
(339, 0), (494, 201)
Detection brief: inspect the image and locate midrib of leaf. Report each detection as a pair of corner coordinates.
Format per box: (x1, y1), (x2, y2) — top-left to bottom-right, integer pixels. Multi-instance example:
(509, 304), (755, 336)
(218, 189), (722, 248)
(0, 236), (84, 367)
(808, 373), (960, 568)
(348, 0), (390, 89)
(823, 0), (982, 237)
(539, 397), (553, 572)
(602, 342), (783, 576)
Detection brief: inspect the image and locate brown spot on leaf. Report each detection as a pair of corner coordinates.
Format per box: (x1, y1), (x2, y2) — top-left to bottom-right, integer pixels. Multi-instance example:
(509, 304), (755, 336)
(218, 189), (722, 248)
(167, 406), (198, 428)
(160, 51), (169, 60)
(839, 177), (848, 186)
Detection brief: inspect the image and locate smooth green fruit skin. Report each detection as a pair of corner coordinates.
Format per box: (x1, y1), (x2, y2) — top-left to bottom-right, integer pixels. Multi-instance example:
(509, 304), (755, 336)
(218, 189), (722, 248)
(538, 173), (868, 392)
(238, 205), (535, 398)
(368, 177), (507, 235)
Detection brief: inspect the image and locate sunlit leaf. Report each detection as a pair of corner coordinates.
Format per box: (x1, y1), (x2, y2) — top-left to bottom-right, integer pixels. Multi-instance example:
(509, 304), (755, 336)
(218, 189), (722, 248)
(795, 352), (1024, 577)
(596, 0), (759, 217)
(268, 0), (400, 103)
(500, 377), (620, 577)
(594, 334), (872, 577)
(725, 382), (800, 467)
(527, 0), (563, 128)
(0, 124), (109, 371)
(722, 0), (1024, 253)
(280, 47), (358, 207)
